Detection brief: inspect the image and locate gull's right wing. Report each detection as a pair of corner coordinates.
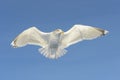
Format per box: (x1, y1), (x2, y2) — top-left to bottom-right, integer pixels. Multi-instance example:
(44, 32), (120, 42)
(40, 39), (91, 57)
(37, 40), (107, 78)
(11, 27), (50, 48)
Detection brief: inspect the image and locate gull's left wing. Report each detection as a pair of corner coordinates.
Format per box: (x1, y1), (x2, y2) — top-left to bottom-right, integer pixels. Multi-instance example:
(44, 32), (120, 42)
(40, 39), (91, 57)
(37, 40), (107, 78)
(61, 24), (108, 48)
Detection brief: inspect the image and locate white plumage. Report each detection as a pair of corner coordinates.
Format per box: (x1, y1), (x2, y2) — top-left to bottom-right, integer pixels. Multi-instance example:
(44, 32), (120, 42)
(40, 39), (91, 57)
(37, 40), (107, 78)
(11, 24), (108, 59)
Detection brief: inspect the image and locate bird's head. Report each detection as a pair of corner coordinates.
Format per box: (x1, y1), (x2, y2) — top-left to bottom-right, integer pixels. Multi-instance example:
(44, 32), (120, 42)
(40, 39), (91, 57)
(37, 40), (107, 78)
(53, 29), (64, 36)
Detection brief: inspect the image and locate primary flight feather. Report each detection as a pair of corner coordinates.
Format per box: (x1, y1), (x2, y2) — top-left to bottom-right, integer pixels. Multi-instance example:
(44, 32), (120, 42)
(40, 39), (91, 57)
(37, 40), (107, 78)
(11, 24), (108, 59)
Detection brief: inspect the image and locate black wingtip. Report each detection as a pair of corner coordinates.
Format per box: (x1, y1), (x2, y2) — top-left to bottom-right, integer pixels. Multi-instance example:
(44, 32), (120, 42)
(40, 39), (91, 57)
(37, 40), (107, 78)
(103, 30), (109, 35)
(94, 27), (109, 36)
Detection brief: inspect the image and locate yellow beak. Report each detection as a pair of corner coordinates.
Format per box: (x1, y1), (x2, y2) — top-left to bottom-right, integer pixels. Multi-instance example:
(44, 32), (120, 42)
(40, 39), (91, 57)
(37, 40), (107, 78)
(61, 31), (64, 35)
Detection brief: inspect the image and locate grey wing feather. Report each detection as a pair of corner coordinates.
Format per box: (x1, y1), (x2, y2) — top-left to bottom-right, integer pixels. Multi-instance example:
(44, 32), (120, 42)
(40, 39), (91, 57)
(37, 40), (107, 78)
(11, 27), (50, 48)
(62, 24), (108, 48)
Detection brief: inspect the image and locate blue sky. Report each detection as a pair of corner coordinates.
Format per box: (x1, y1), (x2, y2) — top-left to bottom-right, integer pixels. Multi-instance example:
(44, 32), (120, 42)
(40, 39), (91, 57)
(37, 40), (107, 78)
(0, 0), (120, 80)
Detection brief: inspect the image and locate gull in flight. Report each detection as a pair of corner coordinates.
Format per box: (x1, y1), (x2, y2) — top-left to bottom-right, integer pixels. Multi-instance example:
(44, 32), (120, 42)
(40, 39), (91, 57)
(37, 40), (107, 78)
(11, 24), (108, 59)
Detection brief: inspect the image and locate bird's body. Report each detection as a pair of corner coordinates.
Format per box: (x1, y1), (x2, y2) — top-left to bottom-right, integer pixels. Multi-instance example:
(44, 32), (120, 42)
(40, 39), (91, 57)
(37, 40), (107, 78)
(11, 24), (108, 59)
(39, 29), (66, 59)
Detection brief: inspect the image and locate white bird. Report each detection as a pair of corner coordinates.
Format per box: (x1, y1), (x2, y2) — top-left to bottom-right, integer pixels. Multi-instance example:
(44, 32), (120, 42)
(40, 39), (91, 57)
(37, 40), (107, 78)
(11, 24), (108, 59)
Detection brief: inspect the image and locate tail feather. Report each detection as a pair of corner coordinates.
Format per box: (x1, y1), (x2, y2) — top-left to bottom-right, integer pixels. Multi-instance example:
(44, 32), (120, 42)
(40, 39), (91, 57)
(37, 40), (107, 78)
(38, 47), (67, 59)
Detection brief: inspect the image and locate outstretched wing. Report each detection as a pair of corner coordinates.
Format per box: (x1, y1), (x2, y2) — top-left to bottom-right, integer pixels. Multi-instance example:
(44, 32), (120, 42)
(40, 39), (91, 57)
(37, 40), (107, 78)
(61, 24), (108, 48)
(11, 27), (50, 48)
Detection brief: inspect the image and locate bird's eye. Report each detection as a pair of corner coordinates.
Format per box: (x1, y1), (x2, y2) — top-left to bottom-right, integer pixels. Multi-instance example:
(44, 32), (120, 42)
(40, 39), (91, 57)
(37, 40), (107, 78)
(56, 29), (60, 31)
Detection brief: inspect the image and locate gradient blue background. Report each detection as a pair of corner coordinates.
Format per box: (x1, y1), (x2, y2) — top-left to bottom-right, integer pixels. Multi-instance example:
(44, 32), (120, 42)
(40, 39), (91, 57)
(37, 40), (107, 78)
(0, 0), (119, 80)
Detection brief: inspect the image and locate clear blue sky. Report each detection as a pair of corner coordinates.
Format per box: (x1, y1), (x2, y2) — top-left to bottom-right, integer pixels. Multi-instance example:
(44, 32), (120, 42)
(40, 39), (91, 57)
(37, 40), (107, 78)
(0, 0), (119, 80)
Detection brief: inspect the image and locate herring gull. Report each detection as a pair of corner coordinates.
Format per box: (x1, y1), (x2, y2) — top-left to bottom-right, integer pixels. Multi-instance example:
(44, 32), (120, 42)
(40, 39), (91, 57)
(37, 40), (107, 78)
(11, 24), (108, 59)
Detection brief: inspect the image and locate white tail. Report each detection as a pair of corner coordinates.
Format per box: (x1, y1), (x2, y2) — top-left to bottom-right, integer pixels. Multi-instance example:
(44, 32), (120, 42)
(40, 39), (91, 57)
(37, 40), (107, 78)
(39, 47), (67, 59)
